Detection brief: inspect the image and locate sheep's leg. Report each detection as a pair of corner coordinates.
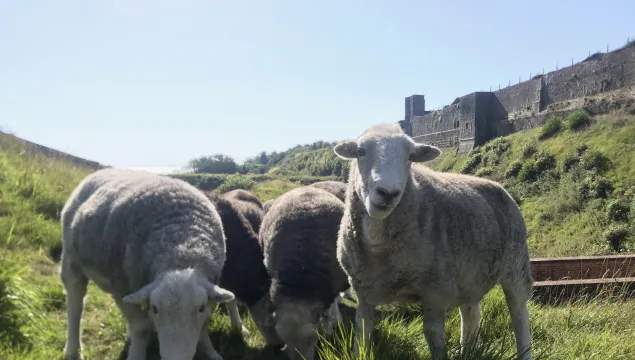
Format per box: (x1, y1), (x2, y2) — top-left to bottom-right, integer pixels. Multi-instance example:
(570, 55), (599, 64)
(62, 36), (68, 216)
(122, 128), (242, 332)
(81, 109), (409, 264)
(459, 302), (481, 353)
(501, 275), (533, 360)
(422, 306), (447, 360)
(226, 299), (249, 337)
(114, 298), (152, 360)
(198, 318), (224, 360)
(61, 258), (89, 360)
(352, 295), (376, 358)
(324, 299), (342, 336)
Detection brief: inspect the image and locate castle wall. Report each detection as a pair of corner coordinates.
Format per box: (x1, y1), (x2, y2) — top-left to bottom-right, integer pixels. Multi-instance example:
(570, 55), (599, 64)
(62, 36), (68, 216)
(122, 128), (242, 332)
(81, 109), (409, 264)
(491, 78), (543, 117)
(405, 41), (635, 148)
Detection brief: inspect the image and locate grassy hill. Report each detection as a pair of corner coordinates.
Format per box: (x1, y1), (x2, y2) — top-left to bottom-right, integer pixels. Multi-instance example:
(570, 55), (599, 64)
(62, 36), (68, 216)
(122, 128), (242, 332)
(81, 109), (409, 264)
(429, 108), (635, 257)
(1, 111), (635, 359)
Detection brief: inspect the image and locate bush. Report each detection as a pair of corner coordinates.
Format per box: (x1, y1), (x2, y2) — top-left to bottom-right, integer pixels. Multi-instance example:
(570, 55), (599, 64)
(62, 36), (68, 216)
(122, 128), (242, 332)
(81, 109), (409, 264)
(606, 199), (630, 222)
(505, 160), (523, 179)
(459, 153), (482, 174)
(602, 224), (631, 252)
(518, 160), (539, 183)
(566, 109), (592, 131)
(475, 167), (494, 177)
(538, 116), (563, 140)
(580, 175), (614, 199)
(534, 150), (556, 173)
(561, 154), (580, 172)
(171, 174), (227, 191)
(482, 152), (500, 167)
(483, 137), (511, 155)
(215, 174), (256, 194)
(579, 150), (610, 173)
(521, 144), (538, 158)
(576, 143), (590, 156)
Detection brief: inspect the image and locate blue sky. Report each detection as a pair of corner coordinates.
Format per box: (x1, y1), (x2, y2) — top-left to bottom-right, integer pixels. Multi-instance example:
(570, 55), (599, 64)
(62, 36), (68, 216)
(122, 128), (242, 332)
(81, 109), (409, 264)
(1, 0), (632, 172)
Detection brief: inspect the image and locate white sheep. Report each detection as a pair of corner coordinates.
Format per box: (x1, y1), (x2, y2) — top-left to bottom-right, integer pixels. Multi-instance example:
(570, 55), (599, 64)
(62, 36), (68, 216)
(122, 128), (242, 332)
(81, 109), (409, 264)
(59, 168), (235, 360)
(333, 124), (534, 360)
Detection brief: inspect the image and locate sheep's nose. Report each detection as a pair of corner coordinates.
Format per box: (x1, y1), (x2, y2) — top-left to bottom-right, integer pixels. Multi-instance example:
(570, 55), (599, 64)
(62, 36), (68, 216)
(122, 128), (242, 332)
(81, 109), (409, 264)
(375, 187), (401, 203)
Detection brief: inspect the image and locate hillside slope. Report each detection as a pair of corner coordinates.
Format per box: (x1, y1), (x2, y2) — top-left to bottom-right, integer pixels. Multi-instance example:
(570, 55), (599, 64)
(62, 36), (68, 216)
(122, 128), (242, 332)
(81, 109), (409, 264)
(429, 108), (635, 257)
(1, 122), (635, 359)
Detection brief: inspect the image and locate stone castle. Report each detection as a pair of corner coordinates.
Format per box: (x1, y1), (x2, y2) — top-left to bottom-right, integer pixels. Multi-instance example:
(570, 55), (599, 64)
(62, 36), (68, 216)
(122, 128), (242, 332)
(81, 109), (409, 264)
(398, 41), (635, 153)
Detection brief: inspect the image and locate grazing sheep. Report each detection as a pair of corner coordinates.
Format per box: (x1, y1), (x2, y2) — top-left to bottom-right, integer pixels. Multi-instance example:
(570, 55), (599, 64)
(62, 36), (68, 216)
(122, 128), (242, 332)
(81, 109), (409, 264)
(334, 124), (534, 360)
(204, 192), (283, 347)
(60, 168), (235, 360)
(309, 180), (347, 202)
(260, 187), (350, 360)
(308, 181), (354, 302)
(223, 189), (264, 233)
(224, 189), (263, 209)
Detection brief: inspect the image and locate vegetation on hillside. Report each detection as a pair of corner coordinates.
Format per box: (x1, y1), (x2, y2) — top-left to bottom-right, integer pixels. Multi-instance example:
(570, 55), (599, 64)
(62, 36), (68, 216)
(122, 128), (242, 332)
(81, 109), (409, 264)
(430, 108), (635, 257)
(1, 110), (635, 359)
(187, 140), (350, 179)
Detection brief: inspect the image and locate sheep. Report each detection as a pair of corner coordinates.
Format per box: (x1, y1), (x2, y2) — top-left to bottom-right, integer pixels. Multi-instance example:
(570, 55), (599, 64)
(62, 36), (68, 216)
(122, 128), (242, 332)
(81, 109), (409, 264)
(227, 197), (264, 234)
(309, 180), (347, 202)
(223, 189), (263, 209)
(262, 199), (275, 214)
(203, 191), (283, 347)
(308, 181), (354, 302)
(333, 123), (534, 360)
(59, 168), (236, 360)
(260, 187), (350, 360)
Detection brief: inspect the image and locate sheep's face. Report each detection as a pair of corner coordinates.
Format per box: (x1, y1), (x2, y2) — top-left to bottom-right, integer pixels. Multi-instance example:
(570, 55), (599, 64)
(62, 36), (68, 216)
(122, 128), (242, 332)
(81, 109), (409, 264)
(122, 268), (235, 360)
(248, 295), (284, 347)
(273, 300), (325, 360)
(334, 128), (441, 219)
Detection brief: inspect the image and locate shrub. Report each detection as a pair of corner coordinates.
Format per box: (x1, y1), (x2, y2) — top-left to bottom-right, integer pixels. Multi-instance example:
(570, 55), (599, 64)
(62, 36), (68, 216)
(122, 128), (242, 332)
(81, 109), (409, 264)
(534, 151), (556, 173)
(580, 175), (614, 199)
(603, 224), (631, 252)
(475, 167), (494, 177)
(566, 109), (592, 131)
(538, 116), (563, 140)
(215, 174), (256, 194)
(484, 137), (511, 155)
(518, 160), (539, 183)
(170, 173), (227, 191)
(459, 153), (482, 174)
(606, 199), (630, 222)
(579, 150), (610, 173)
(521, 144), (537, 159)
(505, 160), (523, 179)
(561, 154), (579, 172)
(482, 152), (500, 167)
(576, 143), (590, 156)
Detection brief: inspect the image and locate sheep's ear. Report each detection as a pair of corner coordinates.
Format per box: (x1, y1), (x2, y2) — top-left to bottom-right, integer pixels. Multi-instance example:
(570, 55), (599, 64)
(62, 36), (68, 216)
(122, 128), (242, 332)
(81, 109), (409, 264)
(122, 280), (160, 304)
(410, 144), (442, 162)
(334, 141), (359, 160)
(203, 281), (235, 303)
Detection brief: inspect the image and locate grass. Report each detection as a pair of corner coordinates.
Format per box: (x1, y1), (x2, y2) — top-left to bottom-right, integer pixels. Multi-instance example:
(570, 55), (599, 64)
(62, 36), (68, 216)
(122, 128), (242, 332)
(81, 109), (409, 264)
(429, 109), (635, 257)
(1, 118), (635, 359)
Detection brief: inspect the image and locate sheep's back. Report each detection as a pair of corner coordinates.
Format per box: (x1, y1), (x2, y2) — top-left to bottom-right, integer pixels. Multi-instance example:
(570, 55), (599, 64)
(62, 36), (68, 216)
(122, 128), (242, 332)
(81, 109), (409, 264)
(261, 187), (348, 307)
(62, 168), (226, 293)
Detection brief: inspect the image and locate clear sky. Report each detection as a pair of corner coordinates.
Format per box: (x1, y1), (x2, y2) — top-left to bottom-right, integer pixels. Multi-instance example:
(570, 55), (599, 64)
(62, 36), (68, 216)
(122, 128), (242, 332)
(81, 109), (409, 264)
(1, 0), (632, 173)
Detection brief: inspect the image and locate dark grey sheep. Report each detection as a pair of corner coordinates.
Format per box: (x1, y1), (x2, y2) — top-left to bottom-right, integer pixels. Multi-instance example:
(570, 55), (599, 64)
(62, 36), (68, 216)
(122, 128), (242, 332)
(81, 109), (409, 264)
(260, 186), (350, 360)
(204, 192), (283, 347)
(223, 189), (263, 209)
(334, 123), (534, 360)
(59, 168), (234, 360)
(309, 180), (347, 202)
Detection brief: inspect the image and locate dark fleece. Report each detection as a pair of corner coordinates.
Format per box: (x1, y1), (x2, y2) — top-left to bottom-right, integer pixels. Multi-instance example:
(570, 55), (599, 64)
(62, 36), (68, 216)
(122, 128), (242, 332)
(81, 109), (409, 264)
(224, 189), (263, 209)
(261, 187), (350, 310)
(206, 192), (271, 307)
(309, 180), (347, 202)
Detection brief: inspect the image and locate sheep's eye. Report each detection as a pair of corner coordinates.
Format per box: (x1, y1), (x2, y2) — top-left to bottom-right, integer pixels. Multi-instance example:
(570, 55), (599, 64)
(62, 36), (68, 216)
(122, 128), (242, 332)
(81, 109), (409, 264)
(152, 305), (159, 314)
(198, 305), (206, 313)
(357, 148), (366, 157)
